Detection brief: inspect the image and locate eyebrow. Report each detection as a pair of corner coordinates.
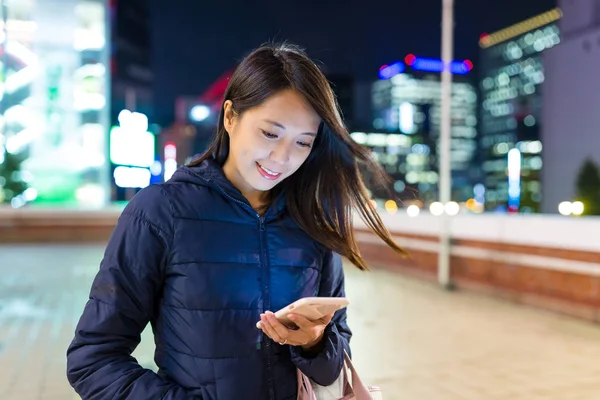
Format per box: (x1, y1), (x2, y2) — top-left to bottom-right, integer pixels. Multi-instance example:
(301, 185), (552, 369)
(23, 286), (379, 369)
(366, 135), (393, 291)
(263, 120), (317, 137)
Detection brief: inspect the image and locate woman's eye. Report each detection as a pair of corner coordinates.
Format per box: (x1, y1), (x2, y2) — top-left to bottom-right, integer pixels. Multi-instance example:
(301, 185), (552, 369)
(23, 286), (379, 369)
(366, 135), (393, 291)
(297, 141), (312, 148)
(261, 130), (278, 139)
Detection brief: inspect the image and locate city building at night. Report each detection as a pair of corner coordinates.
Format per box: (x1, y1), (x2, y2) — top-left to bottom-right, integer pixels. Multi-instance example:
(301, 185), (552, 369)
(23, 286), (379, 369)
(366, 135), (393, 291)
(0, 0), (110, 207)
(365, 55), (478, 205)
(479, 8), (562, 213)
(541, 0), (600, 214)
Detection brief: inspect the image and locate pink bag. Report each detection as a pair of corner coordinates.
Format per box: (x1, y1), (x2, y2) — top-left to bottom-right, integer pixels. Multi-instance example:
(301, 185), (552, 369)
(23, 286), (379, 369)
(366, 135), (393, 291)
(297, 351), (382, 400)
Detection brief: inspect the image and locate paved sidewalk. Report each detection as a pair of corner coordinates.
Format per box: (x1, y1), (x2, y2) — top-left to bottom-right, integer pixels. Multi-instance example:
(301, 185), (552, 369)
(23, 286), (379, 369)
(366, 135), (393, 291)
(1, 244), (600, 399)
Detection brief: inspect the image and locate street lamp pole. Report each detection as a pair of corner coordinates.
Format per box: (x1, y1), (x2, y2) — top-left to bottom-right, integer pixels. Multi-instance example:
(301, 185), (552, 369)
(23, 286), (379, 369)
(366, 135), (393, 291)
(438, 0), (454, 289)
(1, 0), (7, 116)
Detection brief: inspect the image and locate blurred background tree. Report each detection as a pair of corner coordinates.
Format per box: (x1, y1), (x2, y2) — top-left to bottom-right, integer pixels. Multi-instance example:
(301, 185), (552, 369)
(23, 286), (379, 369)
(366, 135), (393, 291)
(574, 158), (600, 216)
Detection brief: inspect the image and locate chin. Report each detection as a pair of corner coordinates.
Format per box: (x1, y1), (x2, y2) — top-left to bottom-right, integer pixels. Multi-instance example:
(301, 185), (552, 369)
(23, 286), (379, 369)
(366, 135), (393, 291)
(251, 179), (279, 192)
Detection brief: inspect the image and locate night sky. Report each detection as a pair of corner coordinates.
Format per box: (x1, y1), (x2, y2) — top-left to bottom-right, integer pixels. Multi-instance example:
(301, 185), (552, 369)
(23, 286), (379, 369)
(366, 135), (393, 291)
(151, 0), (556, 124)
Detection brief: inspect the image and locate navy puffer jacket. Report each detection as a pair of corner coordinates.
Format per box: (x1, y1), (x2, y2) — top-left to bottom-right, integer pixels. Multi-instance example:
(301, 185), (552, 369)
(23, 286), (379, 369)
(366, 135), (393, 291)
(66, 158), (352, 400)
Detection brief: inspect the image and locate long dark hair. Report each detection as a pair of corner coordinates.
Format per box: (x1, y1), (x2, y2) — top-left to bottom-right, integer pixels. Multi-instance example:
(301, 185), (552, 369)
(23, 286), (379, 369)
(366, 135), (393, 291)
(189, 43), (407, 270)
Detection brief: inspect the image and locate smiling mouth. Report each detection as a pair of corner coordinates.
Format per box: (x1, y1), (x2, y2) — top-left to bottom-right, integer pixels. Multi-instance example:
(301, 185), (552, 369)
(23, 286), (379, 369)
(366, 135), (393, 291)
(256, 162), (282, 180)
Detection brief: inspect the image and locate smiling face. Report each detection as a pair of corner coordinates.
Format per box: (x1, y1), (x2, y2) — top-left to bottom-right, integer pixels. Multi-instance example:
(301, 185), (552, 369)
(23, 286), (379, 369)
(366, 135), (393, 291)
(222, 89), (321, 206)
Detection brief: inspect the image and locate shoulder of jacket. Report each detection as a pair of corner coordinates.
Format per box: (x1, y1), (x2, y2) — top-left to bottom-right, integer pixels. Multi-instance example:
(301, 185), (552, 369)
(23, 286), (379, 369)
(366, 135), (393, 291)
(121, 185), (174, 235)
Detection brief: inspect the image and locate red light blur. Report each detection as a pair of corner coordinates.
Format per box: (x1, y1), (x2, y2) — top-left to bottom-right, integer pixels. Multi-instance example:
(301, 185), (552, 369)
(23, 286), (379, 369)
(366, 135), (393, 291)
(463, 60), (474, 71)
(404, 54), (416, 66)
(379, 64), (388, 71)
(479, 33), (489, 40)
(164, 142), (177, 160)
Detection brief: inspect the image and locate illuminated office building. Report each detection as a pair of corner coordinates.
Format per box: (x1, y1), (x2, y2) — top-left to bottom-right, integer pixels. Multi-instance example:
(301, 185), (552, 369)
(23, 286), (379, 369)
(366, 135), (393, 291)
(479, 8), (562, 213)
(0, 0), (110, 207)
(541, 0), (600, 213)
(368, 55), (478, 203)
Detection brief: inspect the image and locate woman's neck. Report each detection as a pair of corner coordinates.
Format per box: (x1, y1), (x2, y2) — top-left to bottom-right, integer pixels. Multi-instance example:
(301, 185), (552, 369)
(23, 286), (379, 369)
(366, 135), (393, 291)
(245, 190), (271, 215)
(222, 159), (271, 213)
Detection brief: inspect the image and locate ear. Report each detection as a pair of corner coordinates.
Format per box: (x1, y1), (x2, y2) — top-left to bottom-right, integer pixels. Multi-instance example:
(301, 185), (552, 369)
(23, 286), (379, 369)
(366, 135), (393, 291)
(223, 100), (237, 135)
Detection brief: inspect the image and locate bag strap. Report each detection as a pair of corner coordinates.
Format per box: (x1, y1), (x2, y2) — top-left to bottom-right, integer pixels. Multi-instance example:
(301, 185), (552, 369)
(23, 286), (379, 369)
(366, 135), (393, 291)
(342, 350), (371, 399)
(296, 350), (372, 400)
(297, 369), (315, 400)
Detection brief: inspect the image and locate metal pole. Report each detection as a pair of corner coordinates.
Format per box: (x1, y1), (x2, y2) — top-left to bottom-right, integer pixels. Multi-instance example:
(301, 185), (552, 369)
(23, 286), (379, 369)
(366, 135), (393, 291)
(1, 0), (7, 117)
(1, 0), (8, 164)
(438, 0), (454, 289)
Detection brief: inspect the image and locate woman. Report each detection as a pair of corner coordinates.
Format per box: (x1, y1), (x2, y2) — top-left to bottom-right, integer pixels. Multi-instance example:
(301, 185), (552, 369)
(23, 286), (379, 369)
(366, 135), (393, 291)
(67, 43), (405, 400)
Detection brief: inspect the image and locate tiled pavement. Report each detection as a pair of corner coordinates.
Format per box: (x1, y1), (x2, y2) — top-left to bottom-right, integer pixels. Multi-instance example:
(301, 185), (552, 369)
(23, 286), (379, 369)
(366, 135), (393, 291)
(1, 244), (600, 399)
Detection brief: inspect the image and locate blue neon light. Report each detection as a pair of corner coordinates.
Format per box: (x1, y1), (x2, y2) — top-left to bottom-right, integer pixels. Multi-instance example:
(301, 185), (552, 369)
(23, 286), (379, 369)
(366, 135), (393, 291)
(409, 57), (472, 75)
(450, 61), (472, 75)
(378, 62), (405, 80)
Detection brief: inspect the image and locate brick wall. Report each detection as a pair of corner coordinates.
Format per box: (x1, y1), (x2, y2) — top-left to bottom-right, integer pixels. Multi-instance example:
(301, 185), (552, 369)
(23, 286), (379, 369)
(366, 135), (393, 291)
(0, 210), (118, 243)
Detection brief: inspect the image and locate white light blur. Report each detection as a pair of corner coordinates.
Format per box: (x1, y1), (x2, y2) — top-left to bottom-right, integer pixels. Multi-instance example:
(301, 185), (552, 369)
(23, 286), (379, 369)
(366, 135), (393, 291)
(508, 149), (522, 175)
(386, 134), (410, 147)
(118, 109), (132, 126)
(558, 201), (572, 216)
(430, 201), (444, 216)
(114, 166), (151, 188)
(164, 144), (177, 160)
(74, 93), (106, 111)
(117, 111), (149, 132)
(406, 205), (420, 217)
(405, 171), (419, 184)
(11, 196), (26, 208)
(0, 20), (38, 33)
(3, 105), (29, 123)
(110, 112), (155, 168)
(190, 105), (210, 122)
(73, 30), (106, 51)
(445, 201), (460, 216)
(6, 40), (38, 65)
(528, 140), (543, 153)
(571, 201), (584, 216)
(164, 159), (178, 181)
(23, 188), (37, 201)
(75, 184), (106, 208)
(507, 148), (521, 206)
(399, 102), (414, 134)
(110, 127), (155, 168)
(5, 128), (40, 154)
(5, 64), (40, 94)
(350, 132), (367, 144)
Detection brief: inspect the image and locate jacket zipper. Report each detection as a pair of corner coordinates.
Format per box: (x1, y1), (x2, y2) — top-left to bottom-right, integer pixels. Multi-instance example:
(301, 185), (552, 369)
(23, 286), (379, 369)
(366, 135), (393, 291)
(259, 216), (276, 400)
(210, 181), (276, 400)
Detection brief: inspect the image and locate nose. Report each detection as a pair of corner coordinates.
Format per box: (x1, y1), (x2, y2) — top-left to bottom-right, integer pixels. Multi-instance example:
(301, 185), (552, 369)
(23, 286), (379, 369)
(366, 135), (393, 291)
(269, 143), (291, 166)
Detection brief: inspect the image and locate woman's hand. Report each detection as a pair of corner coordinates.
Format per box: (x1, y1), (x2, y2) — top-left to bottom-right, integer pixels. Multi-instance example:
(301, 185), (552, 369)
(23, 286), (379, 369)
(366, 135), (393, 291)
(258, 311), (334, 350)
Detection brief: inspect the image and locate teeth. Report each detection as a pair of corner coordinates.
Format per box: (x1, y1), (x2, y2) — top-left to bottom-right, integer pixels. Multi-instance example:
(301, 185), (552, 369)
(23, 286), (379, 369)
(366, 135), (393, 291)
(260, 165), (279, 176)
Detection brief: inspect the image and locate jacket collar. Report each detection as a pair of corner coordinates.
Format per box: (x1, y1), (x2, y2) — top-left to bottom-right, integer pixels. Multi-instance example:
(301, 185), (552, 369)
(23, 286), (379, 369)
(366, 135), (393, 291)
(175, 157), (287, 217)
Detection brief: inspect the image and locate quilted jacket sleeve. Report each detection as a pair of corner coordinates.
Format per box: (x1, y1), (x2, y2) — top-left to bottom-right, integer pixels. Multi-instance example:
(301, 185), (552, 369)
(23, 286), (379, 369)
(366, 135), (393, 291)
(66, 186), (194, 400)
(289, 251), (352, 386)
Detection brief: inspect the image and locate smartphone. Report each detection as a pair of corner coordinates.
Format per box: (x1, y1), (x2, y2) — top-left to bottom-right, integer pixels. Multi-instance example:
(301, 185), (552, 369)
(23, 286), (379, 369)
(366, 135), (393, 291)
(256, 297), (349, 329)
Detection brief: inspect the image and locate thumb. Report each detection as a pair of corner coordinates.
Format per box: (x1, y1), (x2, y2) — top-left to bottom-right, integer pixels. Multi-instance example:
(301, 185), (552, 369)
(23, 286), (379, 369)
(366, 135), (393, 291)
(320, 313), (335, 325)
